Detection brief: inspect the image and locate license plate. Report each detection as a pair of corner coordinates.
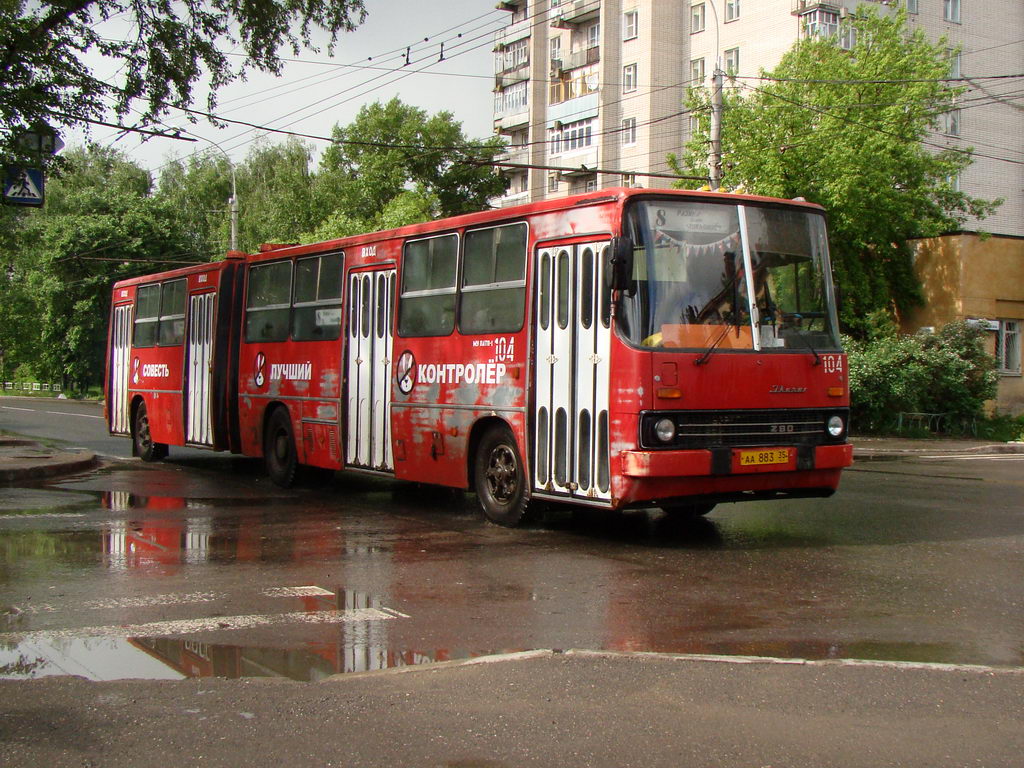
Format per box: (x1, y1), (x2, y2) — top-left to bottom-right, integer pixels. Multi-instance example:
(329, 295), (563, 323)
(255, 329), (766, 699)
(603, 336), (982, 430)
(739, 448), (791, 466)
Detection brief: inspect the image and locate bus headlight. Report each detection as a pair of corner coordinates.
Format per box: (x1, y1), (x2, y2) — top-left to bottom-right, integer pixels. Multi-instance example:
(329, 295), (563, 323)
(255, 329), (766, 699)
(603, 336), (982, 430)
(827, 415), (845, 438)
(654, 418), (676, 443)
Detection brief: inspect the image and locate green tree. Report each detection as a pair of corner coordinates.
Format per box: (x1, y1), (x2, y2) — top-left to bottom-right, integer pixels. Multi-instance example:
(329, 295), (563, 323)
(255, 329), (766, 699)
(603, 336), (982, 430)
(314, 98), (507, 225)
(669, 10), (999, 334)
(233, 137), (318, 251)
(0, 0), (366, 162)
(6, 146), (195, 392)
(156, 153), (237, 259)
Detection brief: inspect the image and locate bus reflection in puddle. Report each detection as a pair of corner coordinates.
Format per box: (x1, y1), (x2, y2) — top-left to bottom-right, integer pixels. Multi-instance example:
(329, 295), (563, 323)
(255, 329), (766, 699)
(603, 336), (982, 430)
(127, 637), (468, 681)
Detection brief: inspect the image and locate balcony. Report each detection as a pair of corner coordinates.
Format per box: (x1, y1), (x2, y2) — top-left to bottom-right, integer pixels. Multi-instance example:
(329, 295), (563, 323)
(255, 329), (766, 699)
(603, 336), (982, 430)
(551, 0), (601, 29)
(791, 0), (895, 16)
(553, 46), (599, 74)
(495, 67), (530, 90)
(556, 148), (599, 177)
(495, 143), (530, 165)
(493, 14), (532, 49)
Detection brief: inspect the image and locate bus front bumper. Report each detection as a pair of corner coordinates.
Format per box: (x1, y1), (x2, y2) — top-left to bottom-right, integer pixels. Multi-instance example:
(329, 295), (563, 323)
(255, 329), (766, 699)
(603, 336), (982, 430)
(620, 443), (853, 478)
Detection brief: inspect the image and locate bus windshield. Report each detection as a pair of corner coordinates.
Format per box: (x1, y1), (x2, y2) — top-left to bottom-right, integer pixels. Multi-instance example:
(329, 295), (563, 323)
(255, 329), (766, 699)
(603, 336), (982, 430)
(617, 199), (841, 352)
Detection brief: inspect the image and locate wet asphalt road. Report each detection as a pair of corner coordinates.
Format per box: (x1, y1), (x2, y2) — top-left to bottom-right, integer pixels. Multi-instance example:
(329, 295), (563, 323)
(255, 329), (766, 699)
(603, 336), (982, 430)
(1, 402), (1023, 681)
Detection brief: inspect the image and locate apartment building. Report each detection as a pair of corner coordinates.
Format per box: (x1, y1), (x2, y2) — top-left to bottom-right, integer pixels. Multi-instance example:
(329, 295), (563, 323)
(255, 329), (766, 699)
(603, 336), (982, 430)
(491, 0), (1024, 412)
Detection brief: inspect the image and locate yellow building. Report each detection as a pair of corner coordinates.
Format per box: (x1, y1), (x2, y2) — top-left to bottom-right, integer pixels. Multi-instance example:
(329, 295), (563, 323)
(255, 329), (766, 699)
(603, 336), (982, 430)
(903, 234), (1024, 415)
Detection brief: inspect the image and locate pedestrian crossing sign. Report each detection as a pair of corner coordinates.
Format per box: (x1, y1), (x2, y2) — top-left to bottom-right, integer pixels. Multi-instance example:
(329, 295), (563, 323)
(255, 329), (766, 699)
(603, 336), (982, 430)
(3, 166), (45, 207)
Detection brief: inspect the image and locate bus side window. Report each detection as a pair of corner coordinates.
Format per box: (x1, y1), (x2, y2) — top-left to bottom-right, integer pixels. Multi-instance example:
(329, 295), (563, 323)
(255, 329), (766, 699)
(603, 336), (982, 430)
(245, 261), (292, 343)
(459, 222), (527, 335)
(292, 252), (343, 341)
(133, 284), (160, 347)
(398, 234), (458, 337)
(157, 279), (186, 346)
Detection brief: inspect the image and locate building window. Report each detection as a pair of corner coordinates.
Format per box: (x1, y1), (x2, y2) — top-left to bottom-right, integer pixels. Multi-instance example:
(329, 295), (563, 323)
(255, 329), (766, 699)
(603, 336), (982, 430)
(502, 38), (529, 71)
(549, 70), (599, 104)
(690, 57), (705, 85)
(548, 174), (560, 192)
(724, 48), (739, 76)
(943, 108), (961, 136)
(906, 0), (918, 13)
(803, 9), (838, 39)
(998, 320), (1022, 375)
(621, 117), (637, 146)
(584, 177), (598, 193)
(550, 35), (561, 64)
(839, 23), (857, 50)
(623, 10), (638, 40)
(586, 22), (600, 48)
(498, 80), (528, 114)
(622, 173), (637, 187)
(943, 0), (960, 23)
(622, 63), (638, 93)
(550, 118), (594, 154)
(691, 2), (705, 33)
(725, 0), (740, 22)
(948, 49), (962, 79)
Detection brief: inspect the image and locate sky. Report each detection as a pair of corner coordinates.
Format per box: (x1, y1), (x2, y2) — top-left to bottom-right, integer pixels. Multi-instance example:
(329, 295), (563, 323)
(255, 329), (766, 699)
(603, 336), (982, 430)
(70, 0), (504, 172)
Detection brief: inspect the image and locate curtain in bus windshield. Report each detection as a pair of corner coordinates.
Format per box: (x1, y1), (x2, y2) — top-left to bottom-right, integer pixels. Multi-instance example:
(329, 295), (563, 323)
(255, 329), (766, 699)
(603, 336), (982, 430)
(745, 208), (841, 351)
(460, 223), (527, 334)
(398, 234), (458, 337)
(621, 201), (750, 349)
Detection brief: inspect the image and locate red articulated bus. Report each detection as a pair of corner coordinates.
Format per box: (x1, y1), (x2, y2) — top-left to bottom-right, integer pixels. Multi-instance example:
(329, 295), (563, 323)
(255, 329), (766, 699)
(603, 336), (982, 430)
(105, 187), (852, 526)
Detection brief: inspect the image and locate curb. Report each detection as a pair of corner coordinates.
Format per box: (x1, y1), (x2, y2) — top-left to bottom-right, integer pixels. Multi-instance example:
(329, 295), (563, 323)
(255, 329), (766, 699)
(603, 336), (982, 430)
(0, 438), (98, 484)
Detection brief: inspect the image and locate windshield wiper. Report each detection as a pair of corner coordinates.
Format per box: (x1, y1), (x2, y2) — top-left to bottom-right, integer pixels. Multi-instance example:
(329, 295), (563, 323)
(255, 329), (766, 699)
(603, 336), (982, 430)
(786, 314), (821, 366)
(694, 323), (735, 366)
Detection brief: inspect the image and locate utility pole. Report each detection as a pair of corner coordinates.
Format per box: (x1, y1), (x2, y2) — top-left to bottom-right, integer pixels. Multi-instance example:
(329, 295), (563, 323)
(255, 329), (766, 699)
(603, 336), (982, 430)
(709, 67), (724, 190)
(229, 186), (238, 252)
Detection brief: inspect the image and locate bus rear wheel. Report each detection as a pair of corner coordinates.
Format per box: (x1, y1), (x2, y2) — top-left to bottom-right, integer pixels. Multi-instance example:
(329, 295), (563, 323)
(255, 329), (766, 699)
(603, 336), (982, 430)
(264, 408), (297, 488)
(133, 402), (167, 462)
(474, 426), (533, 527)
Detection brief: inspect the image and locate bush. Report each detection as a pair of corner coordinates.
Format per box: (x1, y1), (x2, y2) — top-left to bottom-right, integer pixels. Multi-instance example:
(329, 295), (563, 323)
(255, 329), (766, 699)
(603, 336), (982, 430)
(846, 320), (997, 433)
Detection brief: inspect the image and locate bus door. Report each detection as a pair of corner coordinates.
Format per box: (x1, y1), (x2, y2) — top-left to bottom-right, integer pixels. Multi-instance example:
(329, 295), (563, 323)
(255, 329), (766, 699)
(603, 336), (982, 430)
(345, 268), (396, 471)
(185, 291), (216, 445)
(109, 302), (133, 435)
(533, 241), (612, 501)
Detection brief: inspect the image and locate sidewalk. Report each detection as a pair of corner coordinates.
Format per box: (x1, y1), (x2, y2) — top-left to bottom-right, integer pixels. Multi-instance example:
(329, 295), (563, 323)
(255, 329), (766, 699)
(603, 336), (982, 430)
(851, 435), (1024, 459)
(0, 436), (97, 484)
(1, 651), (1022, 767)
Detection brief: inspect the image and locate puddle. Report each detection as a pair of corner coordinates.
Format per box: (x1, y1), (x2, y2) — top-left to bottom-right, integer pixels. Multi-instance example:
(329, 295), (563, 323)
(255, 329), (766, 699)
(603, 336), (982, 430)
(0, 584), (482, 682)
(0, 634), (477, 682)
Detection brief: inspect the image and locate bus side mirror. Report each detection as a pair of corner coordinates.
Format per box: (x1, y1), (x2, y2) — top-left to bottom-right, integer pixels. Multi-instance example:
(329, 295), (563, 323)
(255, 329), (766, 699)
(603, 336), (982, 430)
(608, 236), (634, 291)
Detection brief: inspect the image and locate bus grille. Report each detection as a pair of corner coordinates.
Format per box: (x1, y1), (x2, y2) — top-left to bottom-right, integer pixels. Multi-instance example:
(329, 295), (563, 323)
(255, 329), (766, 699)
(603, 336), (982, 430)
(640, 408), (847, 450)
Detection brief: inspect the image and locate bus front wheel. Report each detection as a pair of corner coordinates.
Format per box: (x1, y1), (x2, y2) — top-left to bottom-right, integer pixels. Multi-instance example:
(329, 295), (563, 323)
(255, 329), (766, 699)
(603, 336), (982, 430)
(660, 502), (716, 520)
(264, 408), (297, 488)
(133, 402), (168, 462)
(474, 426), (533, 527)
